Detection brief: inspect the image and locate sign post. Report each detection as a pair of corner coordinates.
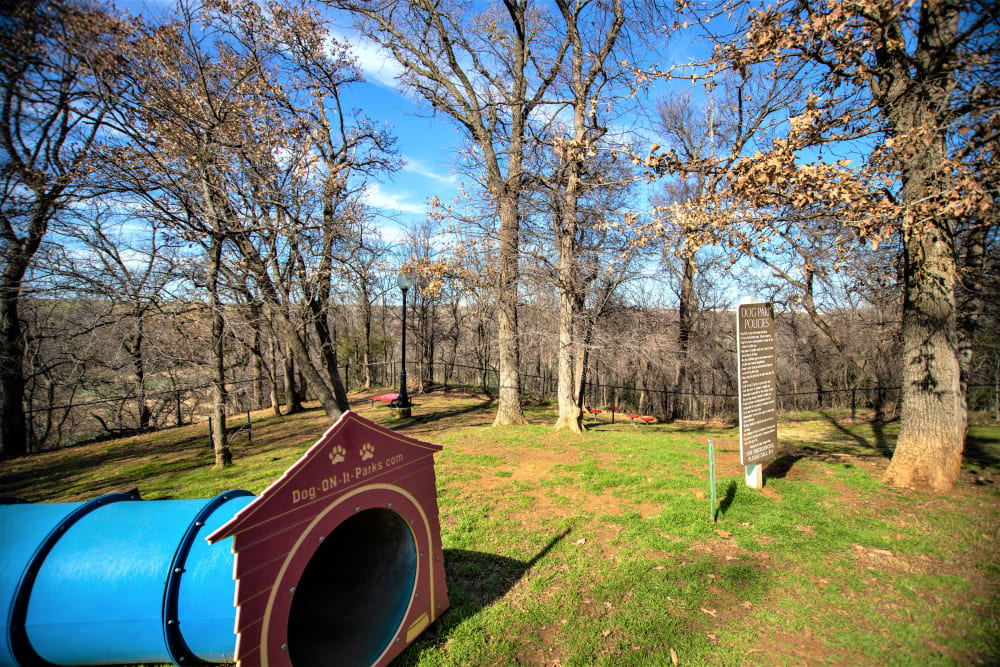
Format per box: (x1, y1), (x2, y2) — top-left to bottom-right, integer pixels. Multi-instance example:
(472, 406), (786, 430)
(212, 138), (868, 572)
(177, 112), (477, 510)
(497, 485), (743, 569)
(737, 299), (777, 488)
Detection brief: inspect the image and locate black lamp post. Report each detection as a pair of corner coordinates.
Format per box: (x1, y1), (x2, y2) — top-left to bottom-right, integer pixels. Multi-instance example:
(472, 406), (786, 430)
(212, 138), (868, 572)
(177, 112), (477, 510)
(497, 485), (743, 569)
(394, 273), (414, 417)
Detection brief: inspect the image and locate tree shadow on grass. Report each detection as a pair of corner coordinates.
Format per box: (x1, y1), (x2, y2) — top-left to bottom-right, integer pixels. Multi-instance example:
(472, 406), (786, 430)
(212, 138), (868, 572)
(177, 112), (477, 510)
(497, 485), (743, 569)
(765, 412), (895, 480)
(395, 528), (570, 663)
(388, 398), (497, 433)
(964, 430), (1000, 470)
(0, 440), (215, 502)
(817, 410), (894, 458)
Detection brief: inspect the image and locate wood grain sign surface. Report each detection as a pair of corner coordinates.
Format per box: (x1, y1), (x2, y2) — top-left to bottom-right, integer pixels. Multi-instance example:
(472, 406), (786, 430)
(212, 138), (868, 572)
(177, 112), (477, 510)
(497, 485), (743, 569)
(737, 302), (778, 465)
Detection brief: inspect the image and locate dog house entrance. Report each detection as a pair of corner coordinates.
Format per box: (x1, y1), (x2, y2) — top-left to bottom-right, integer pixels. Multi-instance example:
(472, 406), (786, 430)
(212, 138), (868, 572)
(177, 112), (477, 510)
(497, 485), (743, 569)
(287, 507), (417, 666)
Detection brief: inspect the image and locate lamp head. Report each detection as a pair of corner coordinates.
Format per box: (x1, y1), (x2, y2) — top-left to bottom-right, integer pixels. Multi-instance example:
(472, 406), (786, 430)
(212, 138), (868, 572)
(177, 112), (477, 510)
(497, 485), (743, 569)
(397, 274), (415, 291)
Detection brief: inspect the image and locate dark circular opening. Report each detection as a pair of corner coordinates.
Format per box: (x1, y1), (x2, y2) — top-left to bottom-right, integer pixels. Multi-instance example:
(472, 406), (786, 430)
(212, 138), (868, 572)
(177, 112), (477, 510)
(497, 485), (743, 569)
(287, 507), (417, 666)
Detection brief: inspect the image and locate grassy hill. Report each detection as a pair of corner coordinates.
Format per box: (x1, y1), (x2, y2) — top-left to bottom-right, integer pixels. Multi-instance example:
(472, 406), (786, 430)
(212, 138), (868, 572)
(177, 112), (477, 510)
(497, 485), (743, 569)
(2, 388), (998, 665)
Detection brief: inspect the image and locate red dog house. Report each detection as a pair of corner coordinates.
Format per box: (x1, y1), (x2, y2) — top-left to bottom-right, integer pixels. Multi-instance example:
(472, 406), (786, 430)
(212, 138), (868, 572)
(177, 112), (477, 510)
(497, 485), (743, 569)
(207, 411), (449, 667)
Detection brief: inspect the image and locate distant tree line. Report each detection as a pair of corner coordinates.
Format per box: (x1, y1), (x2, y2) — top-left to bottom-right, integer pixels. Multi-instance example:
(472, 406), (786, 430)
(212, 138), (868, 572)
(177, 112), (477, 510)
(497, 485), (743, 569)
(15, 274), (1000, 450)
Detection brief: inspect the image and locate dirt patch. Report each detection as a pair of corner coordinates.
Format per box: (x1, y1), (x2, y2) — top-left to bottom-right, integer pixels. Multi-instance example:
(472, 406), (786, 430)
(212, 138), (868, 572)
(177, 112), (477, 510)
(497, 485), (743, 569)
(850, 543), (938, 576)
(517, 625), (567, 666)
(763, 628), (861, 664)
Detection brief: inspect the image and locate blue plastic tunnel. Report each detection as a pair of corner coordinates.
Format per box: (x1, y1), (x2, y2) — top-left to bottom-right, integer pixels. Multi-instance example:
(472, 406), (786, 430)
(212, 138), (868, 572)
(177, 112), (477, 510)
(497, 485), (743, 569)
(0, 490), (254, 667)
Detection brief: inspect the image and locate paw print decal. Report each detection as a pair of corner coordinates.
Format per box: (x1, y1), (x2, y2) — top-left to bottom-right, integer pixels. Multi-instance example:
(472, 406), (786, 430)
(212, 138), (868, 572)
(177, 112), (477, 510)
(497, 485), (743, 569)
(328, 445), (346, 466)
(360, 442), (375, 461)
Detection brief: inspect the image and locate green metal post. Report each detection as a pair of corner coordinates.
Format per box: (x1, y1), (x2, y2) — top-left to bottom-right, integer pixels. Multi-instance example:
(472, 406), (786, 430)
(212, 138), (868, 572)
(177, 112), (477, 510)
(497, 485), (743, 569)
(708, 438), (717, 522)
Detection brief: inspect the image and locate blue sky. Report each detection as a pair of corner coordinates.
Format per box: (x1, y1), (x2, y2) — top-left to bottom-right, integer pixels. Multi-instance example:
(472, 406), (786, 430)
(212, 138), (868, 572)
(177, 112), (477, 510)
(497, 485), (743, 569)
(326, 21), (680, 244)
(116, 0), (471, 243)
(112, 0), (709, 252)
(325, 31), (465, 241)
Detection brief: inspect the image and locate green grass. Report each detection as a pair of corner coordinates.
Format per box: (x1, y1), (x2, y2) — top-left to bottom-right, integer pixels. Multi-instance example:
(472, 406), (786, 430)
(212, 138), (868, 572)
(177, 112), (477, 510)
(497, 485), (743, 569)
(1, 390), (998, 666)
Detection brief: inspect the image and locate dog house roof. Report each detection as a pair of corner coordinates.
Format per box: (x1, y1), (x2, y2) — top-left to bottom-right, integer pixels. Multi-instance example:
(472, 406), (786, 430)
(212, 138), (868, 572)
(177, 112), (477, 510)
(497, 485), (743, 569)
(207, 410), (442, 545)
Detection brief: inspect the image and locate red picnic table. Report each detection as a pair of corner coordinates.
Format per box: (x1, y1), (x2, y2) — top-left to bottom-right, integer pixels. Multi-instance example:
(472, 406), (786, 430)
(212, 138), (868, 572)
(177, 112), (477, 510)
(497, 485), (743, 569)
(625, 414), (655, 424)
(605, 406), (621, 423)
(370, 393), (399, 407)
(587, 408), (602, 422)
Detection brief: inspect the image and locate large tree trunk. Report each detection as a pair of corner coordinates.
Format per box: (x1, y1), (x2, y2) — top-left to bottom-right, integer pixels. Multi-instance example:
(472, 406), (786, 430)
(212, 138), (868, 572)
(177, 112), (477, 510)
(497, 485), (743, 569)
(673, 250), (696, 421)
(127, 321), (151, 430)
(885, 220), (966, 490)
(554, 259), (583, 432)
(553, 198), (583, 432)
(488, 0), (530, 426)
(493, 194), (526, 425)
(885, 129), (965, 490)
(880, 0), (966, 491)
(553, 37), (585, 433)
(206, 237), (232, 468)
(0, 268), (28, 458)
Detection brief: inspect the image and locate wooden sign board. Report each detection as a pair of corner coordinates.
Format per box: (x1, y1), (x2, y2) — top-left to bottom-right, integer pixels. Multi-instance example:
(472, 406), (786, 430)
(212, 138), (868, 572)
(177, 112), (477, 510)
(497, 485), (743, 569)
(737, 302), (778, 466)
(208, 411), (449, 667)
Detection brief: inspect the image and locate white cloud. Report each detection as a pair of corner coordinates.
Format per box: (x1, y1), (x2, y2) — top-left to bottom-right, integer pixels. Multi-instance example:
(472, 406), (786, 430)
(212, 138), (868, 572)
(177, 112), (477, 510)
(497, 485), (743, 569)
(528, 101), (574, 132)
(377, 220), (410, 244)
(402, 157), (458, 185)
(365, 183), (426, 215)
(354, 43), (405, 89)
(328, 30), (404, 90)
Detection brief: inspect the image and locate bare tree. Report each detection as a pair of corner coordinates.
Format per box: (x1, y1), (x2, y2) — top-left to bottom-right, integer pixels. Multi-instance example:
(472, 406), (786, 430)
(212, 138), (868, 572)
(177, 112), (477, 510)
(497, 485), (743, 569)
(335, 216), (394, 390)
(1, 0), (129, 456)
(656, 0), (1000, 490)
(327, 0), (576, 425)
(100, 0), (396, 464)
(535, 0), (627, 433)
(55, 202), (187, 431)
